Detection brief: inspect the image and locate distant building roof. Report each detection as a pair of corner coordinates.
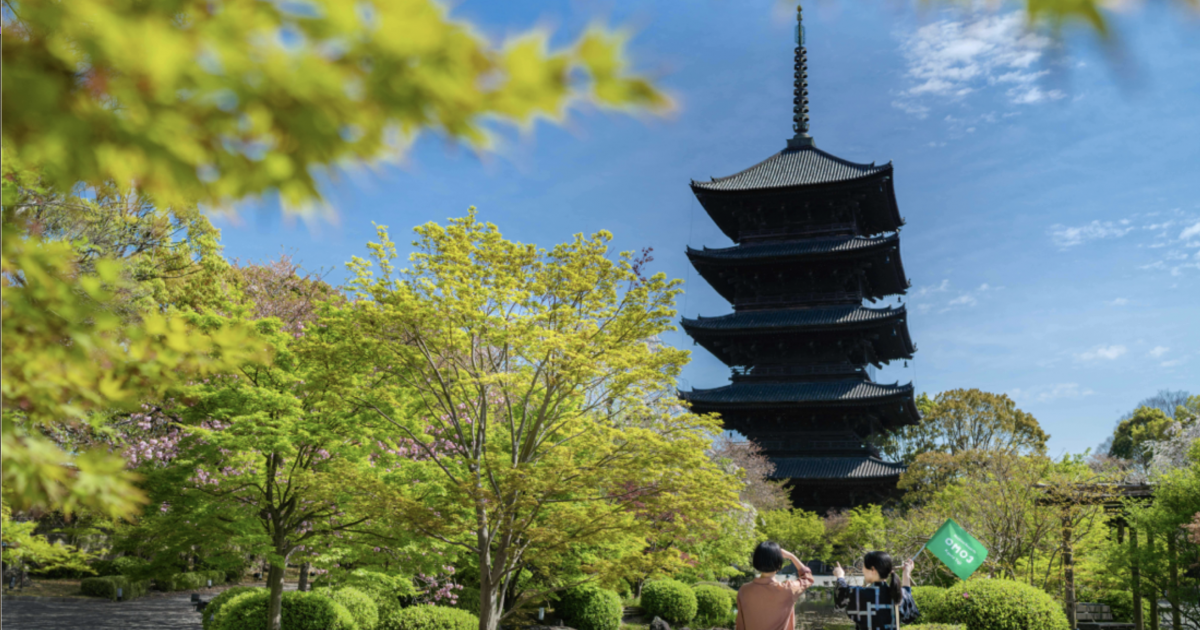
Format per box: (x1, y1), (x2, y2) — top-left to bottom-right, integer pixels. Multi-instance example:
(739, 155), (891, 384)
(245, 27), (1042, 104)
(691, 146), (890, 192)
(687, 234), (897, 263)
(682, 305), (905, 331)
(680, 379), (913, 406)
(769, 456), (906, 480)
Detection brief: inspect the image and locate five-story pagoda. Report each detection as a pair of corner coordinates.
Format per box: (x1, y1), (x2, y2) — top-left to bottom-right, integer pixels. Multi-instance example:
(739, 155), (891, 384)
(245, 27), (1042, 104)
(680, 5), (919, 511)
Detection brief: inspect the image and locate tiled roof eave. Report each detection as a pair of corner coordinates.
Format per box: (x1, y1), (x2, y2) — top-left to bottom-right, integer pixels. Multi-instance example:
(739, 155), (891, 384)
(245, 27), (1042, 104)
(685, 235), (899, 264)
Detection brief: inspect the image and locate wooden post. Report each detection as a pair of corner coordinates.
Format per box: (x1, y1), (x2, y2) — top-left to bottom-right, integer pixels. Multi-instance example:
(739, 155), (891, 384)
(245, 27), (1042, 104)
(1168, 531), (1181, 630)
(1132, 527), (1144, 630)
(1063, 512), (1077, 630)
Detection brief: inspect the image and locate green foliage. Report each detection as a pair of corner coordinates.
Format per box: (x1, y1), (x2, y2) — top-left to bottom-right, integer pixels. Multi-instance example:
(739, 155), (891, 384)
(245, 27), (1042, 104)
(902, 625), (966, 630)
(322, 587), (381, 630)
(755, 508), (829, 561)
(1094, 591), (1152, 624)
(1, 172), (265, 518)
(911, 586), (950, 623)
(1110, 406), (1175, 466)
(884, 389), (1048, 469)
(3, 0), (669, 210)
(938, 580), (1068, 630)
(79, 575), (152, 600)
(558, 585), (623, 630)
(323, 570), (417, 621)
(163, 570), (227, 591)
(204, 587), (260, 630)
(1, 505), (99, 576)
(691, 584), (735, 628)
(331, 213), (740, 614)
(380, 605), (479, 630)
(216, 589), (358, 630)
(640, 579), (698, 625)
(92, 556), (149, 578)
(452, 586), (481, 617)
(828, 505), (887, 566)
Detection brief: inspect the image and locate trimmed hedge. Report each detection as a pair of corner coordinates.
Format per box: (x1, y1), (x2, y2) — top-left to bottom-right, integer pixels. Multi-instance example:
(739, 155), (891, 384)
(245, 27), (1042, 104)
(912, 586), (950, 623)
(216, 589), (358, 630)
(380, 604), (479, 630)
(323, 587), (380, 630)
(163, 570), (226, 592)
(692, 584), (735, 628)
(92, 556), (149, 577)
(904, 625), (966, 630)
(204, 586), (260, 630)
(558, 585), (623, 630)
(641, 579), (698, 625)
(80, 575), (152, 600)
(329, 569), (417, 622)
(937, 580), (1069, 630)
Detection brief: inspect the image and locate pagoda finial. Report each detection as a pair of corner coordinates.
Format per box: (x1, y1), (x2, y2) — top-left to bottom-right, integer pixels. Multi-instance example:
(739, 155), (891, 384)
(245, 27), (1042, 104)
(788, 4), (815, 149)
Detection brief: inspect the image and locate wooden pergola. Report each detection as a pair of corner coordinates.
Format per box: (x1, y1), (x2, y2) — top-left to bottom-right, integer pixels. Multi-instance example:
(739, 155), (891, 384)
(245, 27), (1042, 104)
(1036, 482), (1156, 630)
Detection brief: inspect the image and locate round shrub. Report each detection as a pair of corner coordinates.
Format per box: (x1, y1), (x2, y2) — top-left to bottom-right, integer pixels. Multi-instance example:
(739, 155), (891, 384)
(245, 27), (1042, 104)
(323, 587), (380, 630)
(911, 586), (949, 623)
(204, 587), (260, 630)
(216, 589), (358, 630)
(692, 584), (735, 627)
(379, 604), (478, 630)
(939, 580), (1068, 630)
(452, 586), (481, 617)
(641, 579), (698, 625)
(558, 585), (623, 630)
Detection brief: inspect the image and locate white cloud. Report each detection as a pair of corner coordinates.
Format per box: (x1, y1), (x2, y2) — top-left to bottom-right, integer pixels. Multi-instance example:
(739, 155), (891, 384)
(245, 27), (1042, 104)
(913, 279), (951, 297)
(1076, 345), (1127, 361)
(1181, 221), (1200, 240)
(1161, 358), (1186, 368)
(1108, 298), (1129, 306)
(893, 12), (1062, 116)
(948, 294), (977, 307)
(1049, 220), (1136, 248)
(1036, 383), (1095, 403)
(1148, 346), (1170, 358)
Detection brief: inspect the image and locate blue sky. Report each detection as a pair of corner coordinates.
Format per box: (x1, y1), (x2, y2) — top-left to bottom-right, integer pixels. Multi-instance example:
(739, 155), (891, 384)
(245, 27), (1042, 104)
(214, 0), (1200, 457)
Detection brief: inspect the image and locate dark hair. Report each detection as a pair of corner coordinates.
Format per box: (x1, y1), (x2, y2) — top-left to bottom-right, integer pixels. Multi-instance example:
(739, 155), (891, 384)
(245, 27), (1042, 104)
(752, 541), (784, 573)
(863, 550), (902, 604)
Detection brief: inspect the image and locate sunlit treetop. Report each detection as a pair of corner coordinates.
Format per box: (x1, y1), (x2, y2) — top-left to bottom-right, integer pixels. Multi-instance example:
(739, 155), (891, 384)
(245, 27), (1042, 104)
(2, 0), (671, 210)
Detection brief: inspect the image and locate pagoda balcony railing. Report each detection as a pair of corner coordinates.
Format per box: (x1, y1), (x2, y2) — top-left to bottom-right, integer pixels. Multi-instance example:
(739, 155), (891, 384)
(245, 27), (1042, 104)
(735, 290), (863, 309)
(739, 222), (857, 242)
(731, 364), (866, 380)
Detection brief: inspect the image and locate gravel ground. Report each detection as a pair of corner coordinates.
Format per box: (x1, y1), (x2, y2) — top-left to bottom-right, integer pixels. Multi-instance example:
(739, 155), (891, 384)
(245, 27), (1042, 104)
(1, 591), (206, 629)
(0, 583), (287, 630)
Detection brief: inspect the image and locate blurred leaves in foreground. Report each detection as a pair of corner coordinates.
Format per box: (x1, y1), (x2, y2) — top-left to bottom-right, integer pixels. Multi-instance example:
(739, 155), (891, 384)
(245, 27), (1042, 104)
(2, 0), (671, 211)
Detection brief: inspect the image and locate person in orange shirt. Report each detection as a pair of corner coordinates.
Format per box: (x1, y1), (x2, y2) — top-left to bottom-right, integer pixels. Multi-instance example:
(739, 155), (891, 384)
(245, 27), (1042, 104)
(734, 542), (815, 630)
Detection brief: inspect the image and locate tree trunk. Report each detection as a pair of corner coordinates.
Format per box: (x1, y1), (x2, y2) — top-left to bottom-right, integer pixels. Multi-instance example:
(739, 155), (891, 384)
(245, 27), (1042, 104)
(478, 561), (504, 630)
(267, 562), (286, 630)
(1168, 532), (1181, 630)
(1062, 513), (1076, 630)
(1132, 527), (1144, 630)
(298, 563), (310, 592)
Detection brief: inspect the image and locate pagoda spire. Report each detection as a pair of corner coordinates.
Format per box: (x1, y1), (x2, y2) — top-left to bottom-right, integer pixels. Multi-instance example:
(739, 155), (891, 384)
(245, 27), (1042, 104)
(788, 4), (815, 149)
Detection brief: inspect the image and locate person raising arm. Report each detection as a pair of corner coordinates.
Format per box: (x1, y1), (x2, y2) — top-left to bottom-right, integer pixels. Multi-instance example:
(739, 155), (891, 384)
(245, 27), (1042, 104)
(735, 542), (815, 630)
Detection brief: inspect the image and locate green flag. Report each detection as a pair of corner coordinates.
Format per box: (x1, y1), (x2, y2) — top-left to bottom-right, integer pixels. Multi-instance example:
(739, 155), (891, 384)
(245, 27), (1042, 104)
(926, 519), (988, 581)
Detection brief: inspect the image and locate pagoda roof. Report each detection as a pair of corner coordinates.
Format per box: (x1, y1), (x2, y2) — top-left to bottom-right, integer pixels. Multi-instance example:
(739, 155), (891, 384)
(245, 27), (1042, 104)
(682, 305), (905, 332)
(769, 456), (906, 480)
(681, 379), (913, 406)
(691, 146), (890, 193)
(687, 234), (898, 263)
